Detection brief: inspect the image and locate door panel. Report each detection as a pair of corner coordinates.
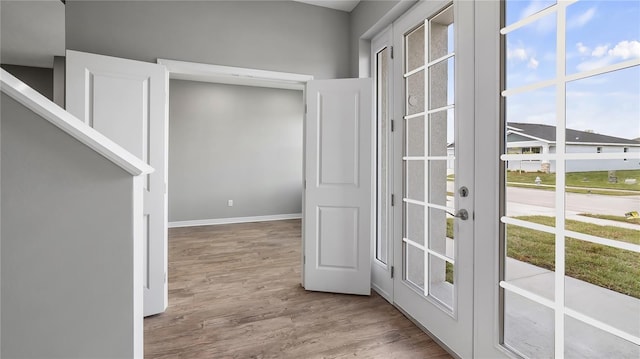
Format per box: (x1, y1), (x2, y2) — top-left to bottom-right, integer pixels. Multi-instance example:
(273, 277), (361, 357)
(304, 78), (372, 296)
(392, 1), (474, 357)
(66, 50), (168, 317)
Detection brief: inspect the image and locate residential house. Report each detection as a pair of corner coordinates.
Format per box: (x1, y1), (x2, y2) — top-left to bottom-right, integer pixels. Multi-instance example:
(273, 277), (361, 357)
(506, 122), (640, 173)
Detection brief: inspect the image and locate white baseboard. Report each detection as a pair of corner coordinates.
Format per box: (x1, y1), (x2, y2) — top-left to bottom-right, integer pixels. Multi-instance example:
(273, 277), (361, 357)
(168, 213), (302, 228)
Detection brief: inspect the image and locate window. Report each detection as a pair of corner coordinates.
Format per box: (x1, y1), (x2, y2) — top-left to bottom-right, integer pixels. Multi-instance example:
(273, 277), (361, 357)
(521, 147), (541, 154)
(500, 1), (640, 358)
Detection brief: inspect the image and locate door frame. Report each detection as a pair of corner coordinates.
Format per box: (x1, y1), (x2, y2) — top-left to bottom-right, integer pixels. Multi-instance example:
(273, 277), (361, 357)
(158, 59), (314, 286)
(370, 25), (395, 303)
(365, 1), (508, 357)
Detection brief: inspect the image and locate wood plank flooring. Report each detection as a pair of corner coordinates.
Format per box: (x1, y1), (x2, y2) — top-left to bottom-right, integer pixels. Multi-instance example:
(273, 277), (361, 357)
(144, 219), (451, 359)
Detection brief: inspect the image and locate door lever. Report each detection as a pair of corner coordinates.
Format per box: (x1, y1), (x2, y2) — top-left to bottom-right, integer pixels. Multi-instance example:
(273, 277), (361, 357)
(446, 209), (469, 221)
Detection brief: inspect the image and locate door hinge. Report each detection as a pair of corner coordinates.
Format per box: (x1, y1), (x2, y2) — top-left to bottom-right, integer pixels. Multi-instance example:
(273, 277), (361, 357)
(303, 255), (306, 264)
(304, 179), (306, 189)
(305, 104), (308, 114)
(390, 46), (394, 59)
(390, 266), (395, 278)
(391, 119), (395, 132)
(391, 194), (395, 206)
(164, 272), (167, 283)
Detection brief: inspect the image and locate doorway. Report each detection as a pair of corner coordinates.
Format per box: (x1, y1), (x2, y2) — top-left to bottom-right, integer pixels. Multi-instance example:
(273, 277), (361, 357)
(368, 1), (503, 357)
(160, 59), (313, 230)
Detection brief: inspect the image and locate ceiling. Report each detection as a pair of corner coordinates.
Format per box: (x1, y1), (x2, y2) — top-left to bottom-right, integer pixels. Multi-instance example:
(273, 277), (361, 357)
(292, 0), (360, 12)
(0, 0), (65, 68)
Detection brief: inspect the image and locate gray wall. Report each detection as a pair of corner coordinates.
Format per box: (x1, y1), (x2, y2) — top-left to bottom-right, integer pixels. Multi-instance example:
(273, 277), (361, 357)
(66, 1), (350, 79)
(1, 64), (53, 100)
(349, 0), (417, 77)
(1, 93), (137, 358)
(169, 80), (303, 222)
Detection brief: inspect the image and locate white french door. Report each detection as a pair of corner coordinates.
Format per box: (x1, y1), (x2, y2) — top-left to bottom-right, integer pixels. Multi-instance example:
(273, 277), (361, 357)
(66, 50), (169, 317)
(390, 1), (475, 357)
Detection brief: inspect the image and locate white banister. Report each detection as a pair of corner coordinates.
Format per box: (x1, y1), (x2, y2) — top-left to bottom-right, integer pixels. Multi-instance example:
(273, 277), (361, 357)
(0, 69), (153, 176)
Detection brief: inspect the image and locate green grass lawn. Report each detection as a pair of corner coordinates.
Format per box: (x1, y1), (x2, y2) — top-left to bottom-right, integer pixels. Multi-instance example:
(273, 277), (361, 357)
(578, 213), (640, 225)
(444, 215), (640, 296)
(507, 169), (640, 192)
(507, 216), (640, 298)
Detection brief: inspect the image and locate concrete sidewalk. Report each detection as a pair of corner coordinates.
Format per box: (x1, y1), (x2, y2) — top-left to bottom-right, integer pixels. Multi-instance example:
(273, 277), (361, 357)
(504, 258), (640, 358)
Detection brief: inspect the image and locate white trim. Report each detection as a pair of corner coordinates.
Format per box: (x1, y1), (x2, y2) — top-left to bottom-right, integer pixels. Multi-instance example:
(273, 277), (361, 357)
(157, 59), (313, 90)
(565, 142), (640, 147)
(503, 57), (640, 97)
(501, 152), (640, 161)
(426, 104), (455, 115)
(168, 213), (302, 228)
(553, 6), (568, 354)
(506, 130), (552, 144)
(404, 111), (426, 120)
(426, 247), (454, 265)
(427, 52), (455, 68)
(404, 66), (425, 78)
(499, 281), (555, 309)
(564, 307), (640, 346)
(501, 281), (640, 347)
(403, 156), (455, 161)
(403, 237), (426, 251)
(0, 69), (153, 176)
(502, 217), (640, 253)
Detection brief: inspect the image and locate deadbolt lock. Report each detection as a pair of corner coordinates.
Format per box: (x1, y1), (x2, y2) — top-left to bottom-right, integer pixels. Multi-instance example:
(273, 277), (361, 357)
(459, 186), (469, 197)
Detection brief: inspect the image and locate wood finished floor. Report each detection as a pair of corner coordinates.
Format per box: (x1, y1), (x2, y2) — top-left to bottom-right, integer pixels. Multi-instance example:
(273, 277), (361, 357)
(144, 219), (451, 359)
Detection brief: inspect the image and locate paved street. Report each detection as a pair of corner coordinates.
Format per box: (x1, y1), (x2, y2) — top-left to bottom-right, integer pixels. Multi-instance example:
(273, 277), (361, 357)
(446, 181), (640, 224)
(506, 186), (640, 217)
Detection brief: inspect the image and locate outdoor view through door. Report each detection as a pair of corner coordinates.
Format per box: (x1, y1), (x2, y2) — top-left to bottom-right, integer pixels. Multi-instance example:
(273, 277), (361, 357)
(500, 1), (640, 358)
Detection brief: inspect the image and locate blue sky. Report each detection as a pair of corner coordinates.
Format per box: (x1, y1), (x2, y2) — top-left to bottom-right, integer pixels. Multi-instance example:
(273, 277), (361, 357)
(505, 0), (640, 140)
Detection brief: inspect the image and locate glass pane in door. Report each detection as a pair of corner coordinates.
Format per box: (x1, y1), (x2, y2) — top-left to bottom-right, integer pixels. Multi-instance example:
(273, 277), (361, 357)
(402, 3), (456, 313)
(376, 46), (390, 264)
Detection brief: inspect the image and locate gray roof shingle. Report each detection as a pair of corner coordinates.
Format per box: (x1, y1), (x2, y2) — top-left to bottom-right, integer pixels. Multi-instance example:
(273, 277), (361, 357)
(507, 122), (639, 145)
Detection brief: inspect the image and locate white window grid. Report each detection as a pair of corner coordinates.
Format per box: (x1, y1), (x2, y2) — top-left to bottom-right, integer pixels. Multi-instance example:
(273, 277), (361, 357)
(402, 4), (457, 312)
(499, 0), (640, 356)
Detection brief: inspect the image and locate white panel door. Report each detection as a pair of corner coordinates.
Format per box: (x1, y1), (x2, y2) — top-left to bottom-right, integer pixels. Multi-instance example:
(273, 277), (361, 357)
(66, 50), (168, 317)
(304, 78), (373, 295)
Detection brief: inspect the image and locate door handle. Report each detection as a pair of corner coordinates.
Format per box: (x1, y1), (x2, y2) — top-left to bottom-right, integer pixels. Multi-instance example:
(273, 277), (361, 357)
(446, 209), (469, 221)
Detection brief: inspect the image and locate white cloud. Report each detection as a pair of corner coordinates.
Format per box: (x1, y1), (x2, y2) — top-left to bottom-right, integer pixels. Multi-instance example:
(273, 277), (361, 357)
(507, 44), (542, 71)
(508, 47), (529, 61)
(577, 40), (640, 72)
(608, 40), (640, 60)
(568, 7), (597, 29)
(576, 42), (590, 55)
(591, 45), (609, 57)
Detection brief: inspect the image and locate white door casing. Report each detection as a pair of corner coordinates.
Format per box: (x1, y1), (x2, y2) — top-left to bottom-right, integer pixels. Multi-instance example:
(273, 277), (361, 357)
(66, 50), (168, 317)
(371, 27), (395, 302)
(303, 78), (373, 295)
